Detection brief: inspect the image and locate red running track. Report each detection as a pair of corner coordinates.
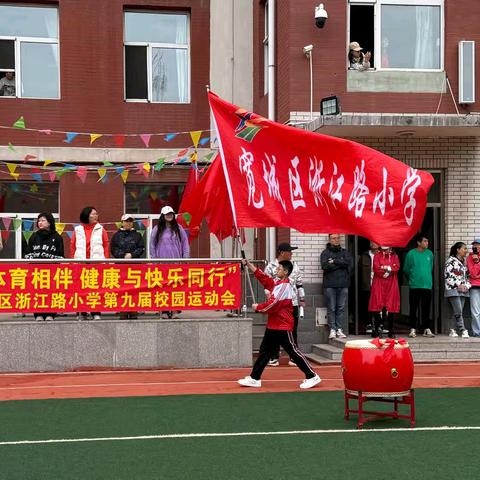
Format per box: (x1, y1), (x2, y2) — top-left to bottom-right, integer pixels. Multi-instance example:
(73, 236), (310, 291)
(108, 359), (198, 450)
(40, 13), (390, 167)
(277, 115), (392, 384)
(0, 362), (479, 401)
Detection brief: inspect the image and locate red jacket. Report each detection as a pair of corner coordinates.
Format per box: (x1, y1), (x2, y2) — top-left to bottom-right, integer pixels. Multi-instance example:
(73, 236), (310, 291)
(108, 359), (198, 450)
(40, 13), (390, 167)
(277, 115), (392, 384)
(368, 251), (400, 313)
(467, 253), (480, 287)
(254, 269), (294, 331)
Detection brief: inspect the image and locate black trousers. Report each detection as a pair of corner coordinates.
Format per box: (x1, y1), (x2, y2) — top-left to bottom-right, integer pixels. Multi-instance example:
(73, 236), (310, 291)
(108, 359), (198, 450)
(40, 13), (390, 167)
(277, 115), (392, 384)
(373, 309), (395, 337)
(270, 306), (299, 361)
(409, 288), (432, 330)
(252, 328), (316, 380)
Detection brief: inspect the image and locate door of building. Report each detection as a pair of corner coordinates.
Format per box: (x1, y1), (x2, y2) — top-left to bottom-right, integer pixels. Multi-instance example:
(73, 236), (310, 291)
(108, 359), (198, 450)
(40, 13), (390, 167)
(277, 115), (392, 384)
(348, 171), (443, 335)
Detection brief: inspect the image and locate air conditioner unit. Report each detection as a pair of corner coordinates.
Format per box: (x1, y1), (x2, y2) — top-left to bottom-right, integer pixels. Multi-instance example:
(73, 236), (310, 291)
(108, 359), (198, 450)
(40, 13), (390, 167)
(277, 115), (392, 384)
(459, 41), (475, 104)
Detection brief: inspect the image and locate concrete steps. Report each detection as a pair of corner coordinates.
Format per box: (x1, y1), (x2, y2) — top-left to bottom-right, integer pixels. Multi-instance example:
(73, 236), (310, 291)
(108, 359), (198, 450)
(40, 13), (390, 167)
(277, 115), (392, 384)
(308, 335), (480, 363)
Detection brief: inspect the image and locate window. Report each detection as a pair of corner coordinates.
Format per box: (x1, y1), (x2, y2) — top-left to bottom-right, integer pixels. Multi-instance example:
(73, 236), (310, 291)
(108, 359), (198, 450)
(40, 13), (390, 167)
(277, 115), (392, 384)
(348, 0), (443, 71)
(125, 183), (185, 258)
(124, 11), (190, 103)
(0, 182), (59, 259)
(263, 1), (269, 95)
(0, 5), (59, 99)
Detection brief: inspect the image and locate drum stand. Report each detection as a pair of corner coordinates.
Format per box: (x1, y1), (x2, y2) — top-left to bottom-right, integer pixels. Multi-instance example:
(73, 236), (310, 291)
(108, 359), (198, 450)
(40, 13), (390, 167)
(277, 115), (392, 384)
(344, 389), (415, 429)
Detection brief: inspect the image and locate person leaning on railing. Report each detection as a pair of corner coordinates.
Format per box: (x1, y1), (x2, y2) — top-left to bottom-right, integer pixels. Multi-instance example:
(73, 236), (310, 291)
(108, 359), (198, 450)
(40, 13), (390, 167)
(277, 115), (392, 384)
(150, 205), (189, 319)
(70, 206), (109, 321)
(110, 213), (145, 319)
(24, 212), (64, 321)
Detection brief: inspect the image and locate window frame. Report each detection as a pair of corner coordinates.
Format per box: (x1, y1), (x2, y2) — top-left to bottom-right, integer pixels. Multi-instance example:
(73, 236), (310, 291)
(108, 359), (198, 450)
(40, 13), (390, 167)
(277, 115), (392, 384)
(123, 10), (191, 104)
(0, 5), (60, 100)
(347, 0), (444, 72)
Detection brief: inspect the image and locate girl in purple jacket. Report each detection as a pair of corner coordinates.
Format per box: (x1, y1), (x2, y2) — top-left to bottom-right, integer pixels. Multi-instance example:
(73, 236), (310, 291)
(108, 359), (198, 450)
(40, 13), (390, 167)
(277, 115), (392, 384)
(150, 205), (190, 318)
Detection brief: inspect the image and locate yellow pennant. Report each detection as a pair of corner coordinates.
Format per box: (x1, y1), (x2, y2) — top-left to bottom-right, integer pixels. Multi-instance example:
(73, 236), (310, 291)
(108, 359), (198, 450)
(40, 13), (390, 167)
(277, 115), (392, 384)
(43, 159), (55, 167)
(98, 167), (107, 181)
(120, 170), (129, 184)
(90, 134), (103, 145)
(143, 162), (151, 172)
(56, 223), (66, 235)
(115, 221), (122, 229)
(7, 163), (17, 175)
(190, 151), (198, 163)
(190, 130), (202, 148)
(150, 191), (158, 200)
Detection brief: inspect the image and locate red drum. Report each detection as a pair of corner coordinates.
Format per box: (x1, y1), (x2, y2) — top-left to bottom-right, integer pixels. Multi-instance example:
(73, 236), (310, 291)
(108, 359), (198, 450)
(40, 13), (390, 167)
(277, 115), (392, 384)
(342, 339), (414, 396)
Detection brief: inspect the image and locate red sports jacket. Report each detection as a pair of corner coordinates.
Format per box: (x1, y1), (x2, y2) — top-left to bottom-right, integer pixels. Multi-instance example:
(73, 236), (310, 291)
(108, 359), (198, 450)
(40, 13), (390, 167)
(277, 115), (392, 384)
(254, 269), (294, 331)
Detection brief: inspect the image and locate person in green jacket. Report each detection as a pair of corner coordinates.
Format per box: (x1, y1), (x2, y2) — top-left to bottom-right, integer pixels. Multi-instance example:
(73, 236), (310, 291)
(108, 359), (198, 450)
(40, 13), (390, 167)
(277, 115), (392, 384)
(403, 233), (434, 338)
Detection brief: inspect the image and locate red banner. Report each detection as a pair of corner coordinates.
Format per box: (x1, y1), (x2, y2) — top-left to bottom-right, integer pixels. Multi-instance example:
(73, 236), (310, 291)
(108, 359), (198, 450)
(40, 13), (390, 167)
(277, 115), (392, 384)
(208, 92), (434, 246)
(0, 263), (241, 313)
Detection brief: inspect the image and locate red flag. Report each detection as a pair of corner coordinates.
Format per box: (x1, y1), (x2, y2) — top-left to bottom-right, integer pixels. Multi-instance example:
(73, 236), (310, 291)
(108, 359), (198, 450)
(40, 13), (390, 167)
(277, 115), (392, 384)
(180, 155), (235, 241)
(208, 92), (434, 247)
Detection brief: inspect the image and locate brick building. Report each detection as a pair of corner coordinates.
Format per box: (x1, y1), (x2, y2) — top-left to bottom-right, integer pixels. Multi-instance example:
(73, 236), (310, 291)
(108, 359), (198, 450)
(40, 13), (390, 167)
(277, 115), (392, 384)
(253, 0), (480, 335)
(0, 0), (479, 339)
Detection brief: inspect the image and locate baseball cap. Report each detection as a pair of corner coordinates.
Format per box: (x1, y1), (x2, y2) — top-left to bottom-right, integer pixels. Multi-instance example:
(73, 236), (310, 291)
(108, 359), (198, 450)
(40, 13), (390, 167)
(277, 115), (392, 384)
(277, 242), (298, 252)
(472, 240), (480, 245)
(161, 206), (175, 215)
(121, 214), (134, 221)
(349, 41), (363, 51)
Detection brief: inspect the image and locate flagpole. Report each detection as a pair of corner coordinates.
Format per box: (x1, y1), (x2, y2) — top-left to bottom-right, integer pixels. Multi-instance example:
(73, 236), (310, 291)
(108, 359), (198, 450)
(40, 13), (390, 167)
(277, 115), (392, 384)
(208, 92), (256, 304)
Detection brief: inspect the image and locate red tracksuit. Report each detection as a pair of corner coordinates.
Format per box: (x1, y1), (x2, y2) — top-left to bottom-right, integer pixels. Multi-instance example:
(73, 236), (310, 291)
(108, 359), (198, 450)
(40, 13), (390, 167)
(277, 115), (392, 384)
(250, 269), (316, 380)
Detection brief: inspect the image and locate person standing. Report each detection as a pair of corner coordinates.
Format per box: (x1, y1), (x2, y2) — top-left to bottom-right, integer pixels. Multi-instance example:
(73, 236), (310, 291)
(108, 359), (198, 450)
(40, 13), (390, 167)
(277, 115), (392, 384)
(321, 234), (353, 339)
(359, 241), (379, 334)
(110, 214), (145, 319)
(70, 206), (109, 321)
(467, 240), (480, 337)
(25, 213), (64, 321)
(237, 259), (321, 389)
(403, 234), (435, 338)
(368, 246), (400, 338)
(444, 242), (470, 338)
(150, 205), (189, 319)
(264, 242), (305, 366)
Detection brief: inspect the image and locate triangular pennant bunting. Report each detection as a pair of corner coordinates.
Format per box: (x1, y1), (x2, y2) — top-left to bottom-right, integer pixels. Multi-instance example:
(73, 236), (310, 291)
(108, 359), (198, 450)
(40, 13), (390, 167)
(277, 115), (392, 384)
(23, 219), (34, 231)
(140, 134), (152, 148)
(199, 137), (210, 146)
(66, 231), (74, 239)
(77, 166), (87, 183)
(98, 168), (107, 182)
(64, 132), (79, 144)
(2, 217), (12, 231)
(8, 143), (15, 152)
(165, 133), (177, 142)
(114, 135), (126, 148)
(56, 223), (66, 235)
(154, 158), (165, 171)
(13, 116), (26, 129)
(43, 159), (55, 167)
(90, 134), (103, 145)
(120, 170), (129, 184)
(13, 219), (22, 231)
(190, 131), (202, 148)
(115, 222), (122, 229)
(23, 231), (33, 243)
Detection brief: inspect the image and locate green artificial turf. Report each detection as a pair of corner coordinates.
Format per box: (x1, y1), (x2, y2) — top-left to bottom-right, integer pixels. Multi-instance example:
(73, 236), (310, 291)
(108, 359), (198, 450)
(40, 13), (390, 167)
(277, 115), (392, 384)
(0, 388), (479, 479)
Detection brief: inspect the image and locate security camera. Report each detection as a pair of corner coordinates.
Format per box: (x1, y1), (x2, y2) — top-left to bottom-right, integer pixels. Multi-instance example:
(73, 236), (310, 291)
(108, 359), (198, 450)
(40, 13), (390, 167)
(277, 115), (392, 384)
(303, 44), (313, 56)
(315, 3), (328, 29)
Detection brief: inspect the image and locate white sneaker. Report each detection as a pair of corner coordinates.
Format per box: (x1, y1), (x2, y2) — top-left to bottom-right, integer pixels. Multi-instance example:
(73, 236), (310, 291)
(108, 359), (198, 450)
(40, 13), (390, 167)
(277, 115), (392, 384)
(92, 314), (101, 321)
(35, 316), (44, 322)
(267, 359), (279, 367)
(45, 316), (54, 321)
(409, 328), (416, 338)
(288, 360), (296, 366)
(299, 374), (321, 389)
(238, 376), (261, 388)
(449, 329), (458, 337)
(336, 329), (347, 338)
(461, 329), (470, 338)
(423, 328), (435, 337)
(328, 329), (336, 339)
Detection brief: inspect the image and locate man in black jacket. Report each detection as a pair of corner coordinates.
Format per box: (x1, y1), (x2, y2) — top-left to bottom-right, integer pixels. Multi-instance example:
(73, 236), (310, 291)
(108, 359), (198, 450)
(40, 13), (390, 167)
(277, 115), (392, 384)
(110, 214), (145, 319)
(320, 234), (353, 339)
